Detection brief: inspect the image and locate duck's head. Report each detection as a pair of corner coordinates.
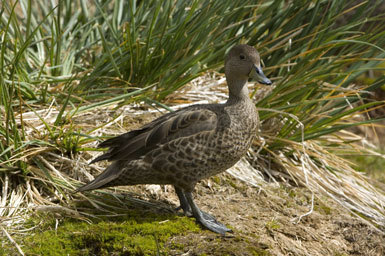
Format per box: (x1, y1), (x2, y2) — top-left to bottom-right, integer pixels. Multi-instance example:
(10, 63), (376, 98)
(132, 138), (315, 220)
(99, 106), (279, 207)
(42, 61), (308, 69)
(225, 44), (272, 85)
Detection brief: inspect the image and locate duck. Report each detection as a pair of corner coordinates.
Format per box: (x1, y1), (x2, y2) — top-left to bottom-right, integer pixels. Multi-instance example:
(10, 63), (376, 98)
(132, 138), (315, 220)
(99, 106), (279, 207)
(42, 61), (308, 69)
(76, 44), (272, 235)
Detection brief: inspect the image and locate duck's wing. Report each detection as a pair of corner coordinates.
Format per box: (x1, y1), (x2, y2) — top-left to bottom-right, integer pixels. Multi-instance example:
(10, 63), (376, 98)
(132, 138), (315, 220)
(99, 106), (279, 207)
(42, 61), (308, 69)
(76, 108), (218, 192)
(90, 107), (218, 164)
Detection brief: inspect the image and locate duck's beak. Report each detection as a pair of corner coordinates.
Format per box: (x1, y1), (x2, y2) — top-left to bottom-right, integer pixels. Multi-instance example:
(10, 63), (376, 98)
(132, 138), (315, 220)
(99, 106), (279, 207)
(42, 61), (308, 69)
(249, 65), (272, 85)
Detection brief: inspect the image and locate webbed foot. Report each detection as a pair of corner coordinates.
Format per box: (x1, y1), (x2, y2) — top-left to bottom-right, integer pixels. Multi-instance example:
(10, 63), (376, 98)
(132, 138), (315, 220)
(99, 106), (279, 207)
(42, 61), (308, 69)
(184, 191), (232, 235)
(196, 208), (233, 234)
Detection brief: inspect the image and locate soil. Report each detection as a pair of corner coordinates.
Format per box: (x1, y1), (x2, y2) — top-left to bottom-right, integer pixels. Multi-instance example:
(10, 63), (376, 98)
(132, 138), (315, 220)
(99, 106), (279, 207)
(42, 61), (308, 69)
(160, 174), (385, 256)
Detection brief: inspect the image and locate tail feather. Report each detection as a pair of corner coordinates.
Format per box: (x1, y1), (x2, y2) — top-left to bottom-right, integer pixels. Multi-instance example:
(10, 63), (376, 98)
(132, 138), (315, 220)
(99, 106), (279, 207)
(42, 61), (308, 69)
(76, 162), (122, 192)
(89, 153), (111, 164)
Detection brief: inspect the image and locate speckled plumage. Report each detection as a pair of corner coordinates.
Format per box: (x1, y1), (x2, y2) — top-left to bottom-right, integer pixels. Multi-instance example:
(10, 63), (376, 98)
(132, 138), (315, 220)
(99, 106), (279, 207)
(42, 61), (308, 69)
(103, 101), (258, 191)
(77, 44), (272, 234)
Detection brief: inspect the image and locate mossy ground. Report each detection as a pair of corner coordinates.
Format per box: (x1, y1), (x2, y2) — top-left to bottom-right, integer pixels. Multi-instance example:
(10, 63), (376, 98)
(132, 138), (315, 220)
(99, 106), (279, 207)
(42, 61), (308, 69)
(21, 213), (200, 256)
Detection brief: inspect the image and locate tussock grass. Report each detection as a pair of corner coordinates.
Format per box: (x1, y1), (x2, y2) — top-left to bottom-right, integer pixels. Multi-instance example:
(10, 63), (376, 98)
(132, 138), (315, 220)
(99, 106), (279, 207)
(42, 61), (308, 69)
(1, 0), (385, 253)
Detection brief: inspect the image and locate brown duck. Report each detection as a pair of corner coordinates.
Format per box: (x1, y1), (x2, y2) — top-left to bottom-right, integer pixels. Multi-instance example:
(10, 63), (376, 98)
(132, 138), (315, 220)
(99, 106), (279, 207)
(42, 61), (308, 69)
(77, 44), (272, 234)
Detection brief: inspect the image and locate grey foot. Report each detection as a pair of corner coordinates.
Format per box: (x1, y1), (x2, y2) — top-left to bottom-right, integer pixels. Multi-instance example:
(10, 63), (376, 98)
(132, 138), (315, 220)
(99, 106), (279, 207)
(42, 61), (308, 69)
(184, 191), (232, 235)
(196, 209), (233, 234)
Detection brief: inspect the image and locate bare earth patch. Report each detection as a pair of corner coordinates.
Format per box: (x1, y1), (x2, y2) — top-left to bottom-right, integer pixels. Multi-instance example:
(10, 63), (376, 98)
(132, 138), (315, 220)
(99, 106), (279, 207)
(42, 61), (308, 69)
(163, 174), (385, 256)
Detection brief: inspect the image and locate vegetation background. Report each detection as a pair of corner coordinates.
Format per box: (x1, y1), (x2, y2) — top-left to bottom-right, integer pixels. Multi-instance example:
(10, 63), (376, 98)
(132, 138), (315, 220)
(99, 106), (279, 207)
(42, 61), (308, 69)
(1, 0), (385, 255)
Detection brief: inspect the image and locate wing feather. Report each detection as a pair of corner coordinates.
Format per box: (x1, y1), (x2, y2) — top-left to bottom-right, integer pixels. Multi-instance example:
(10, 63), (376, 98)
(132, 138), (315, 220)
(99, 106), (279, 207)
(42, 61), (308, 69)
(90, 108), (218, 163)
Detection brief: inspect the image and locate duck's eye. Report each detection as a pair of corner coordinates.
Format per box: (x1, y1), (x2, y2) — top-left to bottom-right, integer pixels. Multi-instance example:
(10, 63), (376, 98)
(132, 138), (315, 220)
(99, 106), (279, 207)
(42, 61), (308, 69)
(239, 54), (245, 60)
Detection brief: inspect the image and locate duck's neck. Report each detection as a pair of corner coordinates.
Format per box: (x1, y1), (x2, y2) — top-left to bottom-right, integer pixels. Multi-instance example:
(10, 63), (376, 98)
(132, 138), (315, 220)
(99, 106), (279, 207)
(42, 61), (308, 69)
(226, 77), (251, 104)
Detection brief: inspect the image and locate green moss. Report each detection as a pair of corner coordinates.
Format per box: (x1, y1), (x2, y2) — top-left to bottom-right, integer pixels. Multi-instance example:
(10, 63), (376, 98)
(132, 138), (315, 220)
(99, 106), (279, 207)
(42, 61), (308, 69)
(248, 247), (271, 256)
(168, 240), (186, 251)
(265, 219), (280, 230)
(315, 202), (332, 215)
(211, 176), (221, 185)
(24, 214), (200, 255)
(288, 189), (296, 198)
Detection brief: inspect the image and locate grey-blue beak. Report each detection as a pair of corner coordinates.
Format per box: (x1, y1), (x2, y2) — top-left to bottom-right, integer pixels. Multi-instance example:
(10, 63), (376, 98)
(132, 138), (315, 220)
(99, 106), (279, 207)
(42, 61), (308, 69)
(249, 65), (272, 85)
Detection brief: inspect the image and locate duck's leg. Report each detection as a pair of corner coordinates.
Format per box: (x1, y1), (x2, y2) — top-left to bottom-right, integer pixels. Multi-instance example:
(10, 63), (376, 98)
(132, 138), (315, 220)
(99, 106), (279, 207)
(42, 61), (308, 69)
(174, 186), (192, 216)
(184, 191), (232, 235)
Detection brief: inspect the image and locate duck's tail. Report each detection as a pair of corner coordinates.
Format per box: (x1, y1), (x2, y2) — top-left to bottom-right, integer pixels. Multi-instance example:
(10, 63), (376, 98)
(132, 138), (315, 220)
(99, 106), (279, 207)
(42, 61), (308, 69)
(75, 161), (122, 192)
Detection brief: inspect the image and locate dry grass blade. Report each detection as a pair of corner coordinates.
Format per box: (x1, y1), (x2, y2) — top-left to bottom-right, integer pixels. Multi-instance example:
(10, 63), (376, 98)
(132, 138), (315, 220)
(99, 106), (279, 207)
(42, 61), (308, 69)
(1, 226), (25, 256)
